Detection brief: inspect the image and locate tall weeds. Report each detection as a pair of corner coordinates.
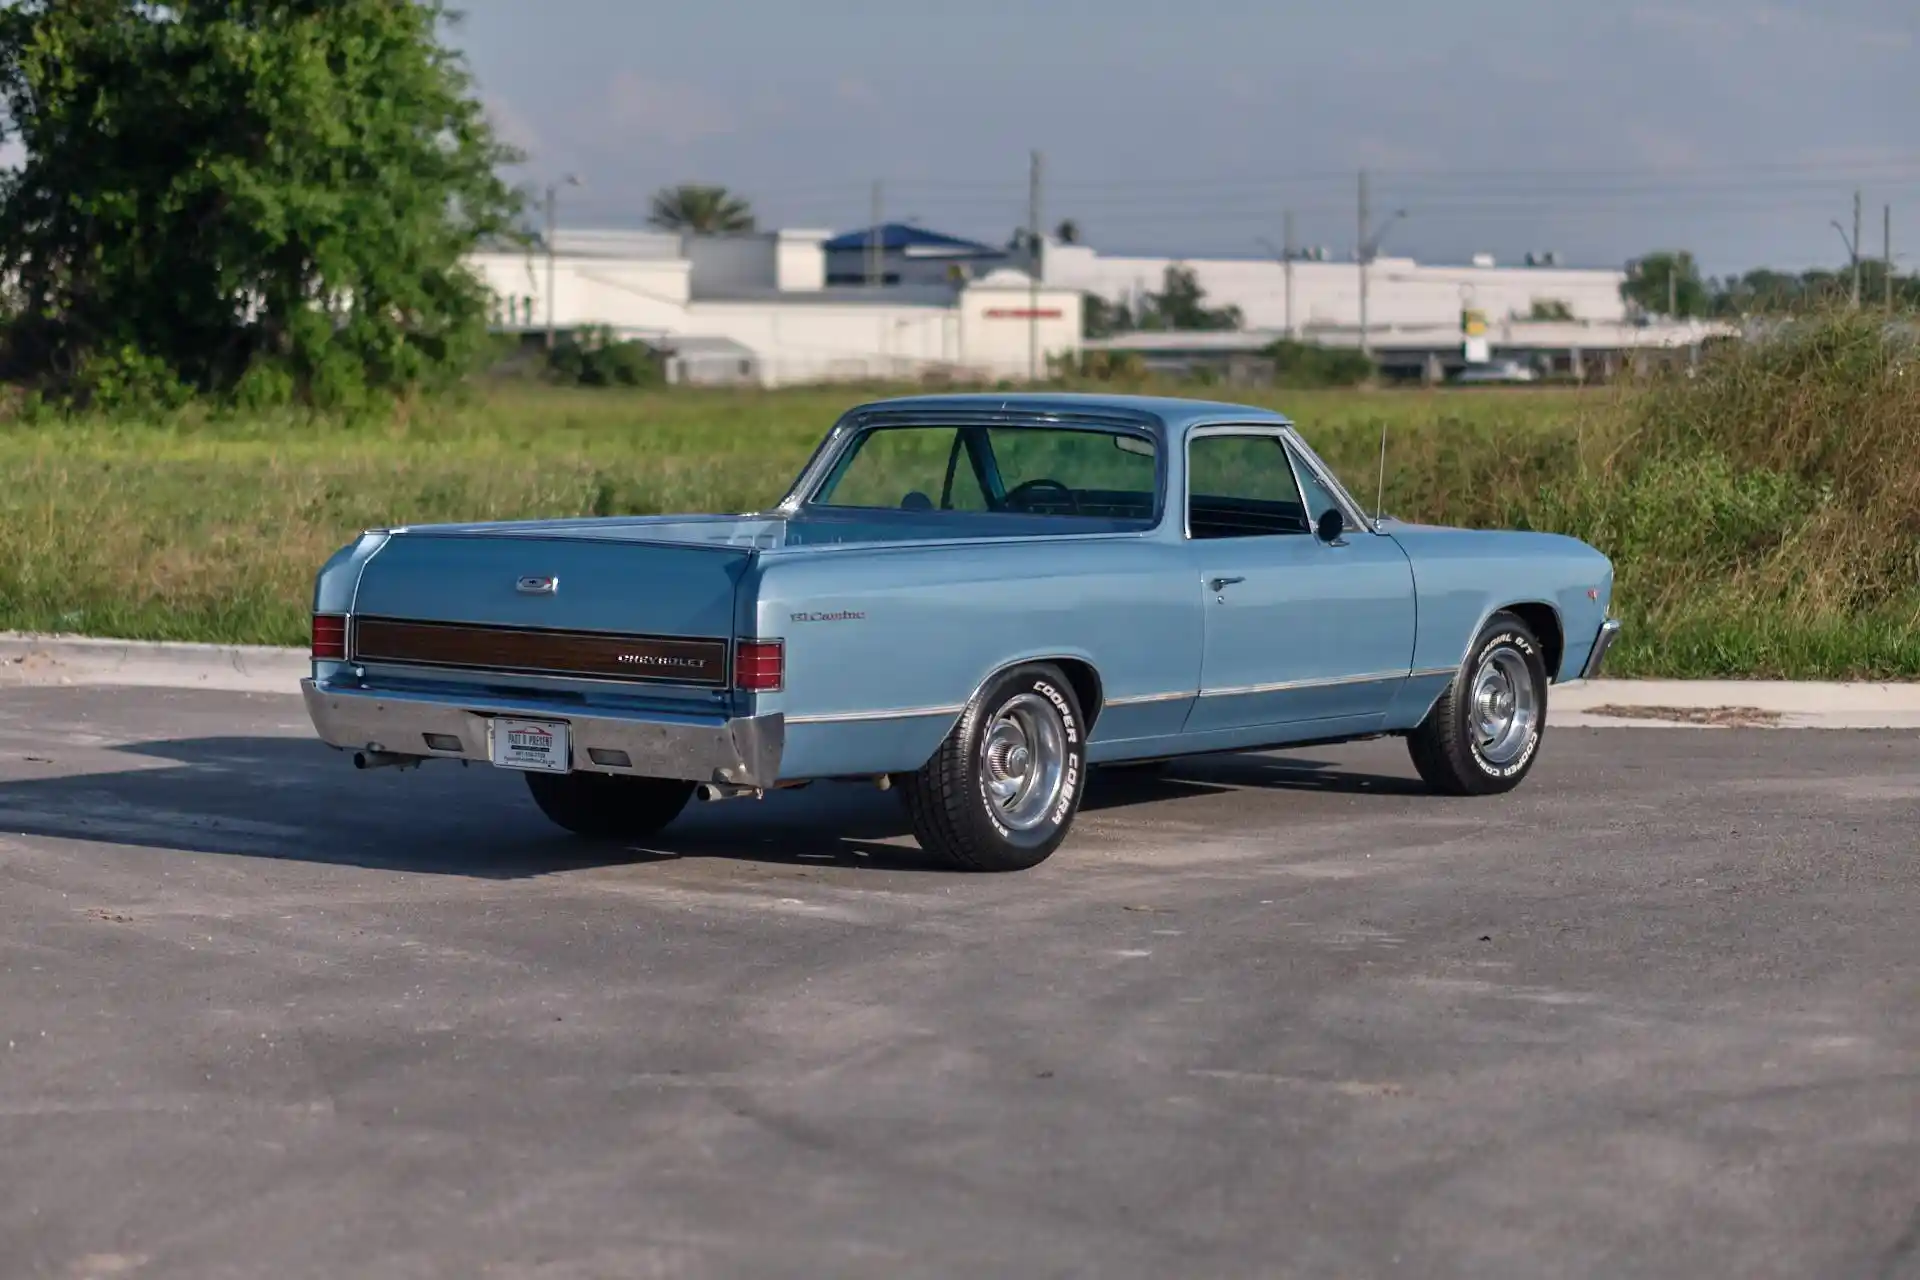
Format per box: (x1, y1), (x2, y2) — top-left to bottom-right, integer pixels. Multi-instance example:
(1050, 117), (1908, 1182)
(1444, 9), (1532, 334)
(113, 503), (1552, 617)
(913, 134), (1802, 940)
(0, 328), (1916, 677)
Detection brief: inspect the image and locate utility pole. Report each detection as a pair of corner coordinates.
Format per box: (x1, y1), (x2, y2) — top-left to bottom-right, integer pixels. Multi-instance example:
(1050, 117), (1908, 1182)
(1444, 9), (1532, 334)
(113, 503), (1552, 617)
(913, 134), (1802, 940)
(543, 174), (580, 349)
(1357, 171), (1370, 356)
(1853, 189), (1864, 308)
(1667, 263), (1677, 318)
(867, 180), (883, 288)
(1283, 209), (1296, 339)
(1028, 149), (1043, 382)
(544, 183), (558, 349)
(1886, 204), (1895, 313)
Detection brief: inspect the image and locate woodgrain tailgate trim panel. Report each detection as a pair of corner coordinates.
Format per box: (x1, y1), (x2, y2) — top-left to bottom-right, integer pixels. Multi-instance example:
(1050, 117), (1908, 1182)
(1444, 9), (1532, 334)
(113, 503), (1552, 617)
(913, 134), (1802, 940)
(351, 617), (730, 687)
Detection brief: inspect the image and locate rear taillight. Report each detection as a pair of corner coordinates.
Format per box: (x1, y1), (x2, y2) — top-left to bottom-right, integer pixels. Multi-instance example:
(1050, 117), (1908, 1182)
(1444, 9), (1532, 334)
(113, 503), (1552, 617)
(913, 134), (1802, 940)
(311, 614), (348, 661)
(734, 639), (784, 692)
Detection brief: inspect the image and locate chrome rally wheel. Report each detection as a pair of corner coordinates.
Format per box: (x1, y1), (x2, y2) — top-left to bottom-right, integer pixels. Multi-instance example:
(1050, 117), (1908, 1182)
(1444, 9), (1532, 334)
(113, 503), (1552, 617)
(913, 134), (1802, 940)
(1469, 646), (1540, 769)
(979, 692), (1069, 833)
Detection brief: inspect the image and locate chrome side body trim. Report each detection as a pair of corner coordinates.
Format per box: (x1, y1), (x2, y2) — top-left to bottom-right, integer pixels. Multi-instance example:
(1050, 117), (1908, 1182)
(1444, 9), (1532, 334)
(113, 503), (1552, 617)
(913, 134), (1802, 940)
(1581, 618), (1623, 680)
(784, 703), (966, 726)
(1198, 669), (1409, 700)
(1105, 690), (1195, 707)
(1410, 665), (1458, 680)
(301, 679), (784, 788)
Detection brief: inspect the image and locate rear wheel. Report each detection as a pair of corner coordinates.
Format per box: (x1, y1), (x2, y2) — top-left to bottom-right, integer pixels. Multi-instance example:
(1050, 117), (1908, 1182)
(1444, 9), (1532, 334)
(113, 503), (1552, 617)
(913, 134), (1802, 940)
(524, 771), (694, 840)
(1408, 611), (1549, 796)
(901, 663), (1088, 871)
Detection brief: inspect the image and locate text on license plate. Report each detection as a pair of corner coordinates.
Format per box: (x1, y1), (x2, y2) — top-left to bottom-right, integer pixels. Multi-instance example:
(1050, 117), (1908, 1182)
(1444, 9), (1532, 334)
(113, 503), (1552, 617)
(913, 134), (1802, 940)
(491, 717), (571, 772)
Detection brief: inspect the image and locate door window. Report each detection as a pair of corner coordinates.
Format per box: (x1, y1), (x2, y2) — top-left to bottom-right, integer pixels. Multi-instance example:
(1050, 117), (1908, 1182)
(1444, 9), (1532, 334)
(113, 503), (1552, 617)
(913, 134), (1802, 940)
(1186, 433), (1311, 538)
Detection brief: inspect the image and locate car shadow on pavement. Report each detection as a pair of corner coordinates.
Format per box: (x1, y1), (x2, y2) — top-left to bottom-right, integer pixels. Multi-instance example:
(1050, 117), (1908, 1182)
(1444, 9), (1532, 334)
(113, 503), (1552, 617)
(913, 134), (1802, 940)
(0, 734), (1426, 880)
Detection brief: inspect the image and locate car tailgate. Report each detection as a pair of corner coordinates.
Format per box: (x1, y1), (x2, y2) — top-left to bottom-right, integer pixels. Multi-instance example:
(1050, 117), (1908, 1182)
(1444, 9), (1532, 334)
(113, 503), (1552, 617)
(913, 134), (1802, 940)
(345, 532), (752, 687)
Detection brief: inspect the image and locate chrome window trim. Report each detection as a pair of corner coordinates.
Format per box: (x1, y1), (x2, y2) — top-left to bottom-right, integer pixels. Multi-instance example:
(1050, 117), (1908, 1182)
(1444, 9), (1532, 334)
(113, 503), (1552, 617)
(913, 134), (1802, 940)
(776, 418), (857, 514)
(1281, 428), (1379, 535)
(1182, 423), (1313, 542)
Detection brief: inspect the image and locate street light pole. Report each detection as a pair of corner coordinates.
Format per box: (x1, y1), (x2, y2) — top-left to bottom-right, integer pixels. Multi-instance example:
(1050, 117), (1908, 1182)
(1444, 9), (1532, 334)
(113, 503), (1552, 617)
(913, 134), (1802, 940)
(1356, 170), (1406, 358)
(545, 174), (581, 349)
(1832, 189), (1862, 310)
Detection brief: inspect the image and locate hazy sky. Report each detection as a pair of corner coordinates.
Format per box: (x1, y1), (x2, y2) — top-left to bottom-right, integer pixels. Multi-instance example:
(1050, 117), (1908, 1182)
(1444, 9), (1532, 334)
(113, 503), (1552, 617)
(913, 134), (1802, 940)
(453, 0), (1917, 275)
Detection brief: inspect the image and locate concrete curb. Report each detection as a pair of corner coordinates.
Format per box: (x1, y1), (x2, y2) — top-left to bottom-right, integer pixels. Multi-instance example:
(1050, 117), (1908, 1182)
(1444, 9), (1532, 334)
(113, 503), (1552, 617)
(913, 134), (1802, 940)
(3, 634), (1917, 728)
(0, 633), (308, 696)
(1553, 678), (1920, 729)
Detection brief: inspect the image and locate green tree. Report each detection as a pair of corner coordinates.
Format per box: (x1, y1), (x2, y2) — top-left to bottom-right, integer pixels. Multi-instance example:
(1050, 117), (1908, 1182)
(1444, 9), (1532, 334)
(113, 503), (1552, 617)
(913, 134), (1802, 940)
(646, 184), (756, 233)
(1528, 299), (1574, 321)
(1083, 293), (1132, 339)
(1135, 264), (1243, 331)
(0, 0), (523, 409)
(1621, 251), (1709, 319)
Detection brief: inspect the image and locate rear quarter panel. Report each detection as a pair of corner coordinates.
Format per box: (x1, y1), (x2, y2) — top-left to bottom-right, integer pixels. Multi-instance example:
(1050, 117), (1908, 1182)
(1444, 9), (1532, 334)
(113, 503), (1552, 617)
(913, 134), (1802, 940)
(748, 536), (1198, 779)
(1384, 524), (1613, 727)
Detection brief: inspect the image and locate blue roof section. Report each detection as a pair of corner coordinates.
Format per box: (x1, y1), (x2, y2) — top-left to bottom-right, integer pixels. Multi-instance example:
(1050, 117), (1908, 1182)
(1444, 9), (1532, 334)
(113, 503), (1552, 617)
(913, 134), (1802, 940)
(843, 392), (1293, 436)
(822, 223), (1005, 255)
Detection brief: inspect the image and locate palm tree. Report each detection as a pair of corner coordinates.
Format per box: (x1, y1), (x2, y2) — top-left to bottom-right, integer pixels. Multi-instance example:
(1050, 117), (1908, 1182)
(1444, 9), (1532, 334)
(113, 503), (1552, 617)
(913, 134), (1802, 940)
(646, 184), (756, 233)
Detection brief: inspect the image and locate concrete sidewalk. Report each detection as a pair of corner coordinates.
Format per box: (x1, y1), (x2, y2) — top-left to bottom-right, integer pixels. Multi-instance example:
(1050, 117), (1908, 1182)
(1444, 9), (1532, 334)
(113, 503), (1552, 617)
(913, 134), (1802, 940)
(3, 632), (1917, 728)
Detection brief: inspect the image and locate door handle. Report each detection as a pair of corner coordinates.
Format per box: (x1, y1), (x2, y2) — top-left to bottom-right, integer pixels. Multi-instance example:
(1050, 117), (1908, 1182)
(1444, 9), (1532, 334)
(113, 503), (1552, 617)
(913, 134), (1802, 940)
(1208, 576), (1246, 592)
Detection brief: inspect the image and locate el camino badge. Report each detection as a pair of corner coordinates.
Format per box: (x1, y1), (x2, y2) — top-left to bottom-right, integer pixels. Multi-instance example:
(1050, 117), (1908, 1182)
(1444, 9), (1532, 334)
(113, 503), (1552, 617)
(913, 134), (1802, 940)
(516, 575), (559, 595)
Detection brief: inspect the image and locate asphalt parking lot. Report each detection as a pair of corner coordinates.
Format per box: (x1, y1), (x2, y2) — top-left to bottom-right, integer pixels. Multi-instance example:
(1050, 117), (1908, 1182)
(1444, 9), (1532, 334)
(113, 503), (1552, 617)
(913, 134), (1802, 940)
(0, 685), (1915, 1279)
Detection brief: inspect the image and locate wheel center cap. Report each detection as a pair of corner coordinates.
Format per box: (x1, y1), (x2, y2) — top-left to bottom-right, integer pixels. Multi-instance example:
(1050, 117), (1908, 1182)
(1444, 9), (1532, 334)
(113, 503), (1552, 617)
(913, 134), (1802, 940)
(1006, 746), (1031, 776)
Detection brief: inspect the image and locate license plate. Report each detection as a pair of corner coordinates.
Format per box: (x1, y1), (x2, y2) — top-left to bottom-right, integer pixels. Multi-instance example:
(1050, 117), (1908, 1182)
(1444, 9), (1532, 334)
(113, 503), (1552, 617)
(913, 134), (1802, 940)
(490, 717), (571, 772)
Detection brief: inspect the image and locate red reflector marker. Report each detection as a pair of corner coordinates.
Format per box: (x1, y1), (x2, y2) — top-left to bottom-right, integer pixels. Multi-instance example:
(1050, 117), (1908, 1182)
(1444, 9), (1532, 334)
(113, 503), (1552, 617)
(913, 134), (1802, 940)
(734, 639), (784, 692)
(311, 614), (348, 661)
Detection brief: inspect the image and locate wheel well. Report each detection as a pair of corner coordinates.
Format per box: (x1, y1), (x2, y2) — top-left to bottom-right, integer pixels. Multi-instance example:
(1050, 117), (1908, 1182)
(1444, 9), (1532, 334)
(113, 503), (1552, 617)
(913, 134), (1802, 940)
(1503, 602), (1564, 681)
(1048, 659), (1105, 729)
(976, 656), (1104, 730)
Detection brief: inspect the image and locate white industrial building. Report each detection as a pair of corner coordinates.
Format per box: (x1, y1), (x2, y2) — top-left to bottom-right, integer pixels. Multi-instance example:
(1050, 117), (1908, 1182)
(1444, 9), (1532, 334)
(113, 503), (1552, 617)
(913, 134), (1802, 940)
(465, 226), (1081, 387)
(1037, 240), (1630, 333)
(464, 220), (1634, 387)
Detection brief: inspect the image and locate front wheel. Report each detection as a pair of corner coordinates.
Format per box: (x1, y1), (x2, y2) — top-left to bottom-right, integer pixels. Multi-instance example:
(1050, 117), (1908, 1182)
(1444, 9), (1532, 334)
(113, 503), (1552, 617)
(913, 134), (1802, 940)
(1407, 612), (1549, 796)
(900, 663), (1089, 871)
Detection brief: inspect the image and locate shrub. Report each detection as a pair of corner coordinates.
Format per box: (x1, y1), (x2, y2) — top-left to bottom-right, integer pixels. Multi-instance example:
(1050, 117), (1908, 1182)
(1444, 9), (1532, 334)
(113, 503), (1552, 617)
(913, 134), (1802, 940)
(546, 327), (664, 388)
(1265, 339), (1374, 389)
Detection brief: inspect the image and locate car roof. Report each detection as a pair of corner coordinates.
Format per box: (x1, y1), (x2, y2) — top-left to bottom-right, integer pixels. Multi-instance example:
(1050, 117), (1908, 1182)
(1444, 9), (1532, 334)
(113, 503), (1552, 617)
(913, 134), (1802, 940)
(844, 391), (1293, 437)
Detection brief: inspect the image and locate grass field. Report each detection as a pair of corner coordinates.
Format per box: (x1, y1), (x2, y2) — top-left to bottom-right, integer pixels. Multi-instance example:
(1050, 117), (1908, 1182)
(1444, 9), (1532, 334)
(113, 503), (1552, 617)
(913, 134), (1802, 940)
(1, 317), (1916, 679)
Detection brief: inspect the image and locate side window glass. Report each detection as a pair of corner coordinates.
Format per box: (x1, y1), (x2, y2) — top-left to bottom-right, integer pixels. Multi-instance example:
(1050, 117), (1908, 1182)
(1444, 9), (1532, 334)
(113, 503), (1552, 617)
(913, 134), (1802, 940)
(1186, 434), (1310, 538)
(817, 427), (969, 510)
(1285, 443), (1346, 528)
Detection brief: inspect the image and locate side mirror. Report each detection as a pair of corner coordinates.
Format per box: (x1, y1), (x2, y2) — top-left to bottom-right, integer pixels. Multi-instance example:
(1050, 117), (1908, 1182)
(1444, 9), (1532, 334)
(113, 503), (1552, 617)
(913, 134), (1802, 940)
(1315, 507), (1345, 544)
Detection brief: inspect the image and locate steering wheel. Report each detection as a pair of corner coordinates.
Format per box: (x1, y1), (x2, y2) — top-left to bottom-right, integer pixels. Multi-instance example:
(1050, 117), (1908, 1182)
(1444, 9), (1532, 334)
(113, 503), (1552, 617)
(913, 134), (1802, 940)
(1004, 478), (1081, 514)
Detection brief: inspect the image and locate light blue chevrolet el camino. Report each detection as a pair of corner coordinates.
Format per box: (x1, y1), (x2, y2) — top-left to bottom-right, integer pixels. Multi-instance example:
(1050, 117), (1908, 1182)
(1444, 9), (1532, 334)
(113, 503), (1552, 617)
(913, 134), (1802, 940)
(303, 393), (1620, 871)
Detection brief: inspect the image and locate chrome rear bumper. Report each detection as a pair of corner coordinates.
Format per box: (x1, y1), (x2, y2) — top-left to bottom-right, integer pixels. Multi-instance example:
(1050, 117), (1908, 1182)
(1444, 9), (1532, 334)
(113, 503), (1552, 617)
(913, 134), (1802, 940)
(301, 678), (783, 787)
(1580, 618), (1623, 680)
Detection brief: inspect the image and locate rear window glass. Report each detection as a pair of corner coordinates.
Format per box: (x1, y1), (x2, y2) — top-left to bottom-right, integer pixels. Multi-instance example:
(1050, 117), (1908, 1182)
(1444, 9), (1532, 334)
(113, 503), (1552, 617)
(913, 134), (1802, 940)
(813, 424), (1158, 522)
